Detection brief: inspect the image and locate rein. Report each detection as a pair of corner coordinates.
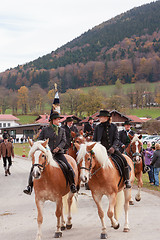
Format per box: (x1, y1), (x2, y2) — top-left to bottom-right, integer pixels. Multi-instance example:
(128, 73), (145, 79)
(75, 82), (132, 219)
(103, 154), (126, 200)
(79, 150), (103, 178)
(32, 149), (49, 171)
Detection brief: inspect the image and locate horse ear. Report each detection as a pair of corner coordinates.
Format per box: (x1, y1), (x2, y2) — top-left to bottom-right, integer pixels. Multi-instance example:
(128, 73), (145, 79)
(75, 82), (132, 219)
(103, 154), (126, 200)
(41, 139), (49, 148)
(128, 133), (134, 140)
(28, 137), (33, 147)
(86, 143), (96, 152)
(139, 134), (142, 139)
(79, 129), (84, 136)
(74, 142), (80, 150)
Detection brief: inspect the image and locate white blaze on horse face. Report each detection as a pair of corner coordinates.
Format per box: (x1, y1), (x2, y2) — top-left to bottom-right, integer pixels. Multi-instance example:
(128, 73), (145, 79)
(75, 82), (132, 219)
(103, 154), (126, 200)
(80, 157), (89, 183)
(135, 141), (140, 162)
(32, 151), (42, 179)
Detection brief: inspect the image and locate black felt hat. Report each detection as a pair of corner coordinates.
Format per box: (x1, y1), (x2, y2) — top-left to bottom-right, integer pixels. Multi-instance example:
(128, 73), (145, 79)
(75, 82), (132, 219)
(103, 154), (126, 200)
(123, 120), (131, 126)
(65, 117), (74, 122)
(97, 110), (111, 117)
(50, 111), (61, 120)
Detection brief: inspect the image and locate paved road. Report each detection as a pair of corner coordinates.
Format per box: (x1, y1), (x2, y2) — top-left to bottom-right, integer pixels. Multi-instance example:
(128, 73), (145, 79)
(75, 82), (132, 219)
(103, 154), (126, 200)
(0, 156), (160, 240)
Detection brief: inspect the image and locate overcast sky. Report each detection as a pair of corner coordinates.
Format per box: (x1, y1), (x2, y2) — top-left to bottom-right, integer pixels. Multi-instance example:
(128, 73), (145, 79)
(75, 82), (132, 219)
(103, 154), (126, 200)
(0, 0), (155, 73)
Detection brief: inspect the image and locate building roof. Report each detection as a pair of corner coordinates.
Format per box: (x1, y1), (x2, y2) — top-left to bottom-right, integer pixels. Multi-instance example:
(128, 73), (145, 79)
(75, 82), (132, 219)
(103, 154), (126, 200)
(126, 115), (150, 123)
(0, 114), (19, 121)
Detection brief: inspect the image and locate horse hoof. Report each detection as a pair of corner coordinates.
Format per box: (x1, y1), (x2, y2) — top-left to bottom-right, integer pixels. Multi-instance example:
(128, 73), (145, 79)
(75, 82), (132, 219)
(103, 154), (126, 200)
(113, 223), (120, 230)
(123, 227), (130, 232)
(135, 197), (141, 202)
(66, 224), (72, 229)
(129, 200), (134, 205)
(54, 232), (62, 238)
(61, 226), (66, 231)
(100, 233), (108, 239)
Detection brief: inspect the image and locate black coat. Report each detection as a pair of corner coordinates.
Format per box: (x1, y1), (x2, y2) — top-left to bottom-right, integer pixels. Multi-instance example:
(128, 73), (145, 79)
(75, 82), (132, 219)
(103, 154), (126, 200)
(118, 129), (135, 153)
(38, 125), (66, 153)
(151, 149), (160, 168)
(62, 124), (79, 150)
(84, 122), (95, 135)
(93, 122), (119, 151)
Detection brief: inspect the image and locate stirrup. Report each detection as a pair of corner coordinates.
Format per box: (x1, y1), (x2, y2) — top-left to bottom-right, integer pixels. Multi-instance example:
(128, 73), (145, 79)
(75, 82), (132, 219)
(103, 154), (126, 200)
(70, 184), (77, 193)
(23, 186), (32, 195)
(143, 166), (150, 173)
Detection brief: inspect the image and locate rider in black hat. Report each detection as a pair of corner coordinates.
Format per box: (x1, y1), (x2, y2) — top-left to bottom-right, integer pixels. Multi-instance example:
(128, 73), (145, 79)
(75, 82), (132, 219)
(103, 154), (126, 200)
(23, 111), (77, 195)
(93, 110), (131, 188)
(62, 117), (79, 152)
(119, 120), (135, 153)
(84, 116), (95, 137)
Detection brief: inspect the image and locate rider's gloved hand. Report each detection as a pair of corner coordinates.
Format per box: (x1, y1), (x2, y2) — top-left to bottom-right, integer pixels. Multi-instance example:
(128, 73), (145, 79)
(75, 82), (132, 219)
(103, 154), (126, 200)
(108, 147), (115, 154)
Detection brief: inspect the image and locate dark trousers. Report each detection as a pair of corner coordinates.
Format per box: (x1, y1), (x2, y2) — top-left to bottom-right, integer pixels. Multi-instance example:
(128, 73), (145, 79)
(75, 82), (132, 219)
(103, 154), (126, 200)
(3, 156), (12, 168)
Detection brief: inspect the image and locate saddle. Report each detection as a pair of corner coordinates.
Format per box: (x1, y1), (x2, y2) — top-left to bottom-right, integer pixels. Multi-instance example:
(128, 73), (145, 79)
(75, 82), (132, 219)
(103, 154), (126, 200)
(54, 159), (69, 186)
(110, 153), (126, 187)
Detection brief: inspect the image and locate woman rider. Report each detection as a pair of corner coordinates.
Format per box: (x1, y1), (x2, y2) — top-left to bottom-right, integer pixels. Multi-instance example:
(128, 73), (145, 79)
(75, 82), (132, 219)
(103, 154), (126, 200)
(93, 109), (131, 188)
(23, 111), (77, 195)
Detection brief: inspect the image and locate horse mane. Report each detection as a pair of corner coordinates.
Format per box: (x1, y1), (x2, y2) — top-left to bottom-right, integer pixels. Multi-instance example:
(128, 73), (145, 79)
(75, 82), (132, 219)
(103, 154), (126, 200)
(131, 134), (142, 144)
(77, 142), (113, 168)
(28, 140), (59, 168)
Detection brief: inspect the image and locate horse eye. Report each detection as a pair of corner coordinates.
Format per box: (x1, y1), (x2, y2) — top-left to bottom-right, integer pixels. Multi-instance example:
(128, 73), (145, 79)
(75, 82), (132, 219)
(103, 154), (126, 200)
(42, 154), (45, 158)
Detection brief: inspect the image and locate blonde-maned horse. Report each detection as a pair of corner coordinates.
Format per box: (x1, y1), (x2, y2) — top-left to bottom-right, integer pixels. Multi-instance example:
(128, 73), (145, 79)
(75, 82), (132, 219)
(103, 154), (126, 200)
(28, 139), (78, 240)
(76, 142), (135, 239)
(125, 134), (143, 202)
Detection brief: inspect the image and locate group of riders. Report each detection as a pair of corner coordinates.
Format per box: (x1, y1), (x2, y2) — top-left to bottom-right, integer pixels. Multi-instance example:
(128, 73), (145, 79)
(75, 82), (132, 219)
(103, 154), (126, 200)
(23, 109), (149, 195)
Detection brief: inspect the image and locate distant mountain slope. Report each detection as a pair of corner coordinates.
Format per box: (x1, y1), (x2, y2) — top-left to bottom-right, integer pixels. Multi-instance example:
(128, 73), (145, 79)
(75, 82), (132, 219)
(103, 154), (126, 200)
(0, 0), (160, 92)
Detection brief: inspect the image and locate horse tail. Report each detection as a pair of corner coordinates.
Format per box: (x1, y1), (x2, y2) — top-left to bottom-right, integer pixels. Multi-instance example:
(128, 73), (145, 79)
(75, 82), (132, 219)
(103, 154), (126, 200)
(114, 190), (124, 220)
(62, 193), (77, 215)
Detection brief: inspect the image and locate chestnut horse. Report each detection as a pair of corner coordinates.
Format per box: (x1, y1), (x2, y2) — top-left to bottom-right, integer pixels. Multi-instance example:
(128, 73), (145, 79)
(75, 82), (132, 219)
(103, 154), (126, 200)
(28, 139), (78, 240)
(66, 131), (86, 160)
(76, 142), (135, 239)
(125, 134), (143, 202)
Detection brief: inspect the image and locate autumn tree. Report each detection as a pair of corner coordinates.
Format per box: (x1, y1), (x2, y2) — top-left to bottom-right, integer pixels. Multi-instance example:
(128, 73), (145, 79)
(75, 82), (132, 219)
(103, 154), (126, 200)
(18, 86), (29, 114)
(0, 87), (10, 114)
(28, 84), (46, 114)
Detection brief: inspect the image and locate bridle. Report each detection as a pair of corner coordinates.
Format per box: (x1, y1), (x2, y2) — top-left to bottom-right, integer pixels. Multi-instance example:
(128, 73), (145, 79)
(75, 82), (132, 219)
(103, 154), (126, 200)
(128, 140), (143, 163)
(32, 150), (48, 172)
(79, 150), (103, 178)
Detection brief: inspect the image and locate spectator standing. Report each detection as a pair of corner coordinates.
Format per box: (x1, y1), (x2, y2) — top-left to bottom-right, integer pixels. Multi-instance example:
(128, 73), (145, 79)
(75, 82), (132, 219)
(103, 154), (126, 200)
(151, 143), (160, 186)
(84, 117), (95, 137)
(0, 136), (14, 176)
(143, 142), (154, 185)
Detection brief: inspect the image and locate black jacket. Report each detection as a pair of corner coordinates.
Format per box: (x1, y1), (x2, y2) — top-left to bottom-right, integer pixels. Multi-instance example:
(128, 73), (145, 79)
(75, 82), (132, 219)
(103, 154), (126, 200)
(93, 122), (119, 151)
(62, 124), (79, 150)
(151, 149), (160, 168)
(119, 129), (135, 153)
(38, 125), (66, 153)
(84, 122), (95, 135)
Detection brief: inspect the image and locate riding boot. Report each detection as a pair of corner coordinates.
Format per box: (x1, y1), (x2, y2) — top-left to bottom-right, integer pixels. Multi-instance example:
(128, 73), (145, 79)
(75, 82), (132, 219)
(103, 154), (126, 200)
(124, 166), (131, 188)
(4, 167), (7, 176)
(142, 155), (150, 174)
(23, 168), (33, 195)
(68, 169), (77, 193)
(7, 166), (11, 175)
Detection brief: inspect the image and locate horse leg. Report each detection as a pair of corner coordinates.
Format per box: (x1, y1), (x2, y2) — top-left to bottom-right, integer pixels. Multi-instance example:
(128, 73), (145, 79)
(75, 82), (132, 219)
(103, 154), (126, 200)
(135, 172), (143, 202)
(60, 202), (66, 231)
(92, 193), (107, 239)
(123, 188), (131, 232)
(54, 198), (63, 238)
(66, 192), (74, 229)
(108, 193), (119, 230)
(35, 198), (44, 240)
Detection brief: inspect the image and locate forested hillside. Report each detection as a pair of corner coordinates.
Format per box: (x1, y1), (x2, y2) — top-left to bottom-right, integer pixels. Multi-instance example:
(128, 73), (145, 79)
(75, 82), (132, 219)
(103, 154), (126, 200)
(0, 1), (160, 92)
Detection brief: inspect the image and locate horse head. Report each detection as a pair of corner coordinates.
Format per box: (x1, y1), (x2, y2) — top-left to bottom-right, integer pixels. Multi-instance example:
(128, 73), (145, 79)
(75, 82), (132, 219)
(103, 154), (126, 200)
(129, 134), (143, 163)
(76, 142), (96, 183)
(28, 139), (50, 179)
